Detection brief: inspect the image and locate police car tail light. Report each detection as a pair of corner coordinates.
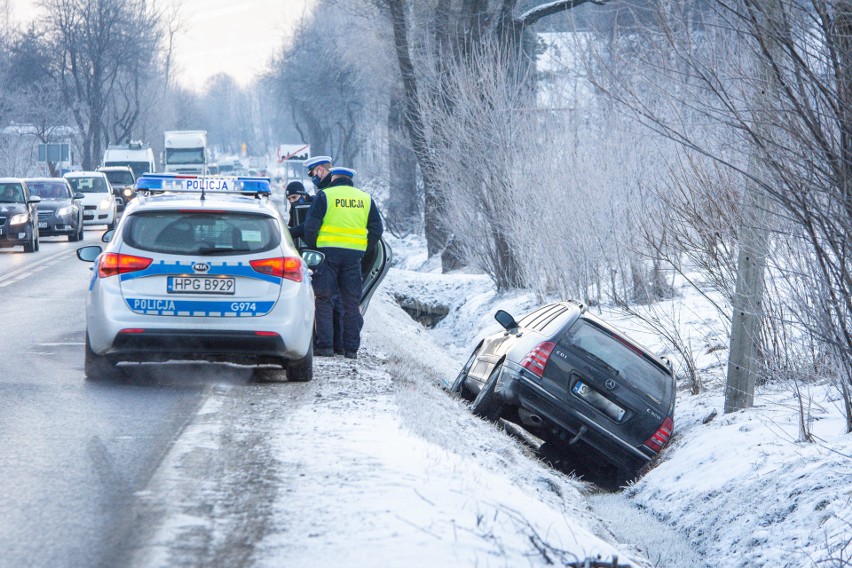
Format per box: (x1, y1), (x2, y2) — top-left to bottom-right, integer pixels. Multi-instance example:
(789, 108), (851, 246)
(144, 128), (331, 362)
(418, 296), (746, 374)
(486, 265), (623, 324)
(643, 416), (674, 453)
(520, 341), (555, 378)
(250, 257), (302, 282)
(98, 253), (153, 278)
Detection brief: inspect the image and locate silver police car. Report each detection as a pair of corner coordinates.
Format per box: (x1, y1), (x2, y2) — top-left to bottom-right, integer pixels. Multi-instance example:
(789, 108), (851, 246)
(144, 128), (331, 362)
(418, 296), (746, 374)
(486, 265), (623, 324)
(76, 174), (322, 382)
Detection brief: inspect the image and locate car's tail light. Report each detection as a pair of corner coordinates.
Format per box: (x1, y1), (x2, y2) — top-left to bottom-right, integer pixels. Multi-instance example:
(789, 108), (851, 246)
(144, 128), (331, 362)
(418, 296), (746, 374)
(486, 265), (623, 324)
(250, 257), (302, 282)
(643, 416), (674, 453)
(98, 253), (152, 278)
(520, 341), (555, 378)
(255, 331), (279, 337)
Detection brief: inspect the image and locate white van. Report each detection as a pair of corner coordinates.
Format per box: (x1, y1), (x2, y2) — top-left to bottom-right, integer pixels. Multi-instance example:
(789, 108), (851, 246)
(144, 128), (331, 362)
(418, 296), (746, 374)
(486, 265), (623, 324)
(102, 141), (156, 179)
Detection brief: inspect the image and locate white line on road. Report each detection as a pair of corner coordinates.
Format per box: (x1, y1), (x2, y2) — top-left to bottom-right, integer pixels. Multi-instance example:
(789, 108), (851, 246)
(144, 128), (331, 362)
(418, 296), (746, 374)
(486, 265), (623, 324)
(0, 249), (73, 285)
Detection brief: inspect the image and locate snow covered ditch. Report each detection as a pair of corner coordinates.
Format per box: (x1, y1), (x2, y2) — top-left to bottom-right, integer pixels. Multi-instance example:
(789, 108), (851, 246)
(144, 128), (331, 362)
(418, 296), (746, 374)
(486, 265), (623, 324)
(128, 234), (850, 567)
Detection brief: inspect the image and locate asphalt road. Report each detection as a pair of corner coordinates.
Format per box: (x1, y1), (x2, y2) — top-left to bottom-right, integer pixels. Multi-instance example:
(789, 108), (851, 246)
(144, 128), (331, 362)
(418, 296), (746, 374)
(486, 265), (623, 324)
(0, 228), (220, 568)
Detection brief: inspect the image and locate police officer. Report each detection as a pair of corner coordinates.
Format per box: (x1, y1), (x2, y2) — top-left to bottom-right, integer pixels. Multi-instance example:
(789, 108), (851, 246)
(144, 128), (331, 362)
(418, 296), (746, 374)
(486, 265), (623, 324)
(296, 155), (345, 355)
(286, 180), (312, 230)
(304, 167), (383, 359)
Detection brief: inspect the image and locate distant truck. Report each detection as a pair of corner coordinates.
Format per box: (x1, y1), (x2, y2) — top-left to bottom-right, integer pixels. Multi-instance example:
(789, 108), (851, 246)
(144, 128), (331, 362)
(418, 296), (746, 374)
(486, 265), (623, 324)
(163, 130), (208, 175)
(102, 141), (156, 179)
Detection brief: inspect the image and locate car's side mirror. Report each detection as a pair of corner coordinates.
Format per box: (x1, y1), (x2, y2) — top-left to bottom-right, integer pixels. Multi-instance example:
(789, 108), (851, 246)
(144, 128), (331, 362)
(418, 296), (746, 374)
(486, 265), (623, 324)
(494, 309), (518, 331)
(28, 195), (41, 204)
(301, 249), (325, 268)
(73, 192), (85, 200)
(76, 245), (102, 262)
(102, 229), (114, 243)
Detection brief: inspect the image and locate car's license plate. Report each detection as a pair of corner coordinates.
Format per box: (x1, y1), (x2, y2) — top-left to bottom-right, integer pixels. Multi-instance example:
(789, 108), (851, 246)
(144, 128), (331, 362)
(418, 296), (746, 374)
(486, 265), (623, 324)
(38, 222), (47, 229)
(167, 276), (235, 295)
(572, 380), (626, 422)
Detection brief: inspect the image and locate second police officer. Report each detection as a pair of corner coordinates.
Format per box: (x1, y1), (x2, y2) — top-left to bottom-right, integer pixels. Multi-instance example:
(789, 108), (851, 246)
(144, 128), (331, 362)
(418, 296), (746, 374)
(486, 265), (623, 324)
(303, 166), (383, 359)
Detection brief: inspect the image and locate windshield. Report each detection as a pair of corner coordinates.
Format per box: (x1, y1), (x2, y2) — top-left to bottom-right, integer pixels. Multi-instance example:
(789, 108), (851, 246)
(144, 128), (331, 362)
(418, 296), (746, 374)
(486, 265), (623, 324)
(27, 181), (71, 200)
(105, 161), (151, 178)
(561, 318), (672, 403)
(124, 211), (280, 256)
(104, 171), (134, 185)
(67, 176), (108, 193)
(165, 148), (204, 165)
(0, 183), (25, 203)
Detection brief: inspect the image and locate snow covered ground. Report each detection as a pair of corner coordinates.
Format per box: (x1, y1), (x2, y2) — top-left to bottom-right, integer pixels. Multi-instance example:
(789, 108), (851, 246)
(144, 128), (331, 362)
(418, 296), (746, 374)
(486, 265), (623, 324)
(128, 234), (851, 567)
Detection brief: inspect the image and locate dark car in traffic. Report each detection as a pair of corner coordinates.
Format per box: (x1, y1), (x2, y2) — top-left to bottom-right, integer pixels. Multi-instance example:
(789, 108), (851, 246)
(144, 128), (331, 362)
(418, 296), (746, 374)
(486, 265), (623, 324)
(26, 178), (85, 242)
(98, 166), (136, 212)
(450, 300), (675, 486)
(0, 178), (41, 252)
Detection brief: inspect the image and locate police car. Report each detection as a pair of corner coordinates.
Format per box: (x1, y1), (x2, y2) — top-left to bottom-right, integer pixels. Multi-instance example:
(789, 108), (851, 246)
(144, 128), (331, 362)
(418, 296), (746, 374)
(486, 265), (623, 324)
(76, 174), (323, 381)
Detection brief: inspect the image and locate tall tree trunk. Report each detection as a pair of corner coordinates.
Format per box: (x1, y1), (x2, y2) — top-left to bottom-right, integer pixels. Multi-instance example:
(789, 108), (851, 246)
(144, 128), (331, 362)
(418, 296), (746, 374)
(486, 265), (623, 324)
(387, 0), (446, 256)
(387, 88), (419, 232)
(725, 0), (783, 413)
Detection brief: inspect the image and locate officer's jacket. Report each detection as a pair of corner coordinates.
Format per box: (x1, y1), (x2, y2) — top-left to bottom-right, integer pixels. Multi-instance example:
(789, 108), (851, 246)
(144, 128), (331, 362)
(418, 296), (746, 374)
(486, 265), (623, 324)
(303, 178), (383, 254)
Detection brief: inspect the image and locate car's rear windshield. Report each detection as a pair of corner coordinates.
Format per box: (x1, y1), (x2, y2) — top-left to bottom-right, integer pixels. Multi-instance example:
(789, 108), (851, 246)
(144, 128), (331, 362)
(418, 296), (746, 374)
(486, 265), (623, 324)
(560, 318), (672, 403)
(104, 171), (134, 185)
(123, 211), (281, 256)
(67, 176), (108, 193)
(28, 181), (71, 199)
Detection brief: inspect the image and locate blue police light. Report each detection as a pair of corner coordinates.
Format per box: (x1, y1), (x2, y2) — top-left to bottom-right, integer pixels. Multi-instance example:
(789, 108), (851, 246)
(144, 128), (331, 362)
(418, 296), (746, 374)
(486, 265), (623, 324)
(135, 174), (271, 195)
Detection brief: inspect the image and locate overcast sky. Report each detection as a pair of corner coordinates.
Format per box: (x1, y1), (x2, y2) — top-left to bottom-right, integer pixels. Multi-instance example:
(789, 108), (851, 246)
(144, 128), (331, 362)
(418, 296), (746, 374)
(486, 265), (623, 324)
(8, 0), (315, 90)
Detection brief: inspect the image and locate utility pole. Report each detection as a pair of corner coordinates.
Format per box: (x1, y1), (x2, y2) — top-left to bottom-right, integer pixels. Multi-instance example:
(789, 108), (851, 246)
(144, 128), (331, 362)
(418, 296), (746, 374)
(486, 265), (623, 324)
(724, 0), (784, 413)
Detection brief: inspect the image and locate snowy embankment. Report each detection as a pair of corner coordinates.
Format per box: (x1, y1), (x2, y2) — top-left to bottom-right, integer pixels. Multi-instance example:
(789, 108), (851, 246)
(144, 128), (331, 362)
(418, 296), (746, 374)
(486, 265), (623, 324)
(130, 234), (850, 567)
(384, 235), (851, 567)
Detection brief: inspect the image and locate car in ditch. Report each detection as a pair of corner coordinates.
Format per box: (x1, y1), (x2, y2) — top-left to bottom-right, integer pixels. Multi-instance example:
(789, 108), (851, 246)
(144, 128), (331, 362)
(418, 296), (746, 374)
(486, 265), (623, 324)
(0, 178), (41, 252)
(26, 177), (85, 242)
(450, 300), (675, 485)
(75, 173), (325, 382)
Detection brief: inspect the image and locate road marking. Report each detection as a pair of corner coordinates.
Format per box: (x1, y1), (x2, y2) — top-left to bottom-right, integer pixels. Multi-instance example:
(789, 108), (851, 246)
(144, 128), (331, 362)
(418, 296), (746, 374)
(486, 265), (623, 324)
(0, 249), (73, 285)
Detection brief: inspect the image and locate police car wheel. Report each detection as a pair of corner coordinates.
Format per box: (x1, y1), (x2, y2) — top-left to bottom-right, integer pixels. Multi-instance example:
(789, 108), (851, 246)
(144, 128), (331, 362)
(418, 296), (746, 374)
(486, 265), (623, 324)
(84, 334), (119, 381)
(286, 343), (313, 382)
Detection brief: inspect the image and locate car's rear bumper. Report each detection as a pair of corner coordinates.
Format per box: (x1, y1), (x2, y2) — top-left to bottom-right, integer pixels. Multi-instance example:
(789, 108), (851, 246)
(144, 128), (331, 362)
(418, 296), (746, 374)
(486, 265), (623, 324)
(495, 367), (655, 470)
(109, 329), (288, 365)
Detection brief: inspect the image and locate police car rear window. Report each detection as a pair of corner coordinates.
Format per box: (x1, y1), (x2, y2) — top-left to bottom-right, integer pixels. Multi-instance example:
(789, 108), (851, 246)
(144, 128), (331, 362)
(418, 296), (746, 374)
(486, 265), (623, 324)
(123, 211), (280, 256)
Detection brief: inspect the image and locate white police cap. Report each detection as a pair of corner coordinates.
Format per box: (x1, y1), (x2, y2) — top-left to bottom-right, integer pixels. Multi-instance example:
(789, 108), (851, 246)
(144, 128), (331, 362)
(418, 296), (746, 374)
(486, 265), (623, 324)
(329, 167), (356, 178)
(303, 156), (332, 170)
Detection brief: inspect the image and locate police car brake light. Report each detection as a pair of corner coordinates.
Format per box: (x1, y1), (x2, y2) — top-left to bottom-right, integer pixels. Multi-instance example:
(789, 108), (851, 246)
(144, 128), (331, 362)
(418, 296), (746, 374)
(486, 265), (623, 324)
(250, 257), (302, 282)
(99, 253), (153, 278)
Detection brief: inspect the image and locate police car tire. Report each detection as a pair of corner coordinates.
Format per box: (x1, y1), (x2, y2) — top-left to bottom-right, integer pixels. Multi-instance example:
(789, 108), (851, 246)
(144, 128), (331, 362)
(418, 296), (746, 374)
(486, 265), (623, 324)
(470, 364), (504, 422)
(286, 343), (313, 382)
(84, 335), (118, 380)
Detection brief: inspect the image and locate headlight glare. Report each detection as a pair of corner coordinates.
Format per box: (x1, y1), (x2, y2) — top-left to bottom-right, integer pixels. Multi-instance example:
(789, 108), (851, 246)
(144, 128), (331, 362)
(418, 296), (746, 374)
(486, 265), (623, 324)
(9, 213), (28, 225)
(57, 206), (72, 216)
(98, 199), (111, 210)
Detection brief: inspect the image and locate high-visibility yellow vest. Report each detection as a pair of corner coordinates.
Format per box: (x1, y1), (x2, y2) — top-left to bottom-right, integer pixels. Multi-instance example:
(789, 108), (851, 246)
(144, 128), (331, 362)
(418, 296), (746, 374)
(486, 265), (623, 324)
(316, 185), (371, 251)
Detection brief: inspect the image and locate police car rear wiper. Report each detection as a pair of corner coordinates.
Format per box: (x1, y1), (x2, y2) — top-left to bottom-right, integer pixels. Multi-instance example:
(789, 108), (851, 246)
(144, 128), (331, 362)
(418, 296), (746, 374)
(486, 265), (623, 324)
(196, 246), (251, 254)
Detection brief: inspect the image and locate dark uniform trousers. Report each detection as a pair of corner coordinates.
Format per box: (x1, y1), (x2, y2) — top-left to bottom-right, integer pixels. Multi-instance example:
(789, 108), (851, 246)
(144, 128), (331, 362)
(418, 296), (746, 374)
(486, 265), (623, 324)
(313, 250), (363, 353)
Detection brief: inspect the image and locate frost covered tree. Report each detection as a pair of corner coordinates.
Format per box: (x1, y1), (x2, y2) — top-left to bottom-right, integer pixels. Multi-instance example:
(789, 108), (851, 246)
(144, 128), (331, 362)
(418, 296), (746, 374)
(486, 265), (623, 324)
(40, 0), (162, 169)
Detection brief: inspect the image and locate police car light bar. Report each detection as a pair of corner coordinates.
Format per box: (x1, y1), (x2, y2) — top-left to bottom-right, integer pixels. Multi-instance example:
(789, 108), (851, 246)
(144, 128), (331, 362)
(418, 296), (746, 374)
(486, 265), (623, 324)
(136, 174), (271, 195)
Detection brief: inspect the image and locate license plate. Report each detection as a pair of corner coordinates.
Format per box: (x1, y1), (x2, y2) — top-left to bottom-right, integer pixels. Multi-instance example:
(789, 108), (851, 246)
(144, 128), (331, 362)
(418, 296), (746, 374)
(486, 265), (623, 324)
(572, 380), (626, 422)
(167, 276), (235, 295)
(38, 222), (48, 229)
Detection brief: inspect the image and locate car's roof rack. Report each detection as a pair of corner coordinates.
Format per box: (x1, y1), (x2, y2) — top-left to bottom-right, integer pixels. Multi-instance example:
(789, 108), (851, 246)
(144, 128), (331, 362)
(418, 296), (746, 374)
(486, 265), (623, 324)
(135, 173), (271, 200)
